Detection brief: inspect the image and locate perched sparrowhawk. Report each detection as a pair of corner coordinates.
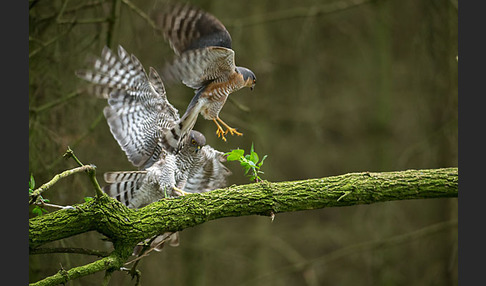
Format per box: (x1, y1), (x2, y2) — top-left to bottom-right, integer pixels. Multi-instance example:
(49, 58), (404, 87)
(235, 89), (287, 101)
(102, 130), (230, 207)
(153, 3), (257, 141)
(76, 46), (231, 198)
(77, 44), (232, 254)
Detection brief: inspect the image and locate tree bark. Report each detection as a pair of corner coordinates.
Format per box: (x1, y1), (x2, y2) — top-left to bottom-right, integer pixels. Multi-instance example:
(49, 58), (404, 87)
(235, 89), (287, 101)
(29, 167), (458, 285)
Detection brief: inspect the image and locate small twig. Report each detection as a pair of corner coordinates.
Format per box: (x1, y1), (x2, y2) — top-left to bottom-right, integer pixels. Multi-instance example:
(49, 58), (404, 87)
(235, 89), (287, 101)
(106, 0), (121, 48)
(35, 1), (105, 23)
(121, 0), (162, 32)
(57, 17), (111, 25)
(124, 234), (171, 265)
(68, 111), (105, 151)
(64, 147), (104, 198)
(224, 0), (373, 29)
(55, 0), (70, 23)
(45, 112), (105, 170)
(30, 253), (122, 286)
(29, 90), (80, 114)
(41, 202), (73, 210)
(29, 23), (76, 58)
(101, 270), (113, 286)
(121, 266), (142, 285)
(29, 164), (94, 204)
(30, 247), (109, 257)
(63, 146), (84, 166)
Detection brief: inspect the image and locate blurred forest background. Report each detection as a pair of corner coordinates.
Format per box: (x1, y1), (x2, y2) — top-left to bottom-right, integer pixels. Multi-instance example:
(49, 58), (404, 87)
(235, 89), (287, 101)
(29, 0), (458, 285)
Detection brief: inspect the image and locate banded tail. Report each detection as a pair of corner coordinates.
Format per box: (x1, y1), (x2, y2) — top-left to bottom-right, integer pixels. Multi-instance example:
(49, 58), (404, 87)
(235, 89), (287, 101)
(103, 171), (147, 208)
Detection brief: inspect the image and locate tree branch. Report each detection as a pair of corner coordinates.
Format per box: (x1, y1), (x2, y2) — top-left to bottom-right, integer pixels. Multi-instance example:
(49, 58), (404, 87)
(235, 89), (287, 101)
(30, 247), (109, 257)
(29, 167), (458, 250)
(29, 165), (95, 204)
(29, 167), (457, 284)
(30, 250), (130, 286)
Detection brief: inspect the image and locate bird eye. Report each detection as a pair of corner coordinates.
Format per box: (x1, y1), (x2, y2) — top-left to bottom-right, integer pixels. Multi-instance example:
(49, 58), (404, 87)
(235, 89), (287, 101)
(191, 139), (196, 145)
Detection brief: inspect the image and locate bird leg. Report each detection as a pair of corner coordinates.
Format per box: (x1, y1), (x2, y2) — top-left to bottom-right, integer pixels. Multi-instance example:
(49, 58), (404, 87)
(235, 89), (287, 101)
(213, 117), (243, 141)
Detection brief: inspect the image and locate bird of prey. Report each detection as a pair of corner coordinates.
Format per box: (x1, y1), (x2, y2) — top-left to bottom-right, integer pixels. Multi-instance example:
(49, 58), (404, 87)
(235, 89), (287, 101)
(76, 45), (231, 198)
(77, 45), (233, 255)
(103, 130), (230, 254)
(102, 130), (230, 207)
(153, 3), (257, 141)
(77, 45), (192, 164)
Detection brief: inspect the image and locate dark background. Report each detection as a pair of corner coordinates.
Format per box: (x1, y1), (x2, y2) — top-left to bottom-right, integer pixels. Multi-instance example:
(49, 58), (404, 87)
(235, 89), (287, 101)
(29, 0), (458, 285)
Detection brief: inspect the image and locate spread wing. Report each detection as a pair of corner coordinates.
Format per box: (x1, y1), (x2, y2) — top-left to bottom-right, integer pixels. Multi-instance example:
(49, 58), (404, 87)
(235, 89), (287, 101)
(183, 146), (231, 193)
(153, 3), (232, 55)
(77, 46), (181, 169)
(162, 46), (236, 89)
(153, 3), (236, 89)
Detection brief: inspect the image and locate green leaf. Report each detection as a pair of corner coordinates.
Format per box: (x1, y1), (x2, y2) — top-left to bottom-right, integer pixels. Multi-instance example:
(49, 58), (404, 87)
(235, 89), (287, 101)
(226, 144), (268, 183)
(258, 155), (268, 167)
(84, 197), (94, 202)
(249, 151), (259, 164)
(29, 173), (35, 191)
(243, 164), (251, 175)
(247, 160), (257, 168)
(226, 149), (245, 161)
(32, 206), (48, 216)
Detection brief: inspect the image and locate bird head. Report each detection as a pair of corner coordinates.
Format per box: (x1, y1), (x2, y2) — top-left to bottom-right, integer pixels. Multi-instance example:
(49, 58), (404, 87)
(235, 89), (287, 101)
(187, 130), (206, 153)
(236, 67), (256, 90)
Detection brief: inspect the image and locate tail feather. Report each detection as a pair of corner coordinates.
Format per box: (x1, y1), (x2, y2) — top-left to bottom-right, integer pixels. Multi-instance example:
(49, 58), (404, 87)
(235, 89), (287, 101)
(103, 171), (146, 207)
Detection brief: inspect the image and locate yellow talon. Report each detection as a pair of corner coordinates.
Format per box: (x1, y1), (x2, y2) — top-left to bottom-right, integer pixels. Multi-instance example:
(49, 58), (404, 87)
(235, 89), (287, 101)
(225, 126), (243, 136)
(173, 187), (191, 197)
(213, 117), (242, 141)
(216, 129), (227, 141)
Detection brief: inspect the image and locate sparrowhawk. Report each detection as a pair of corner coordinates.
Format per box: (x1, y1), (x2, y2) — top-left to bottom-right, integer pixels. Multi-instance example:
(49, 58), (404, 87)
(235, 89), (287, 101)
(77, 45), (191, 163)
(76, 46), (231, 198)
(76, 44), (233, 255)
(102, 130), (230, 207)
(153, 3), (257, 141)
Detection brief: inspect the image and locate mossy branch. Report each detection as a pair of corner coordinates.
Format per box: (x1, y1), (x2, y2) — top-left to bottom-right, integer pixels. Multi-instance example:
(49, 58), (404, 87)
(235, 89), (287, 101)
(29, 167), (457, 285)
(30, 167), (457, 248)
